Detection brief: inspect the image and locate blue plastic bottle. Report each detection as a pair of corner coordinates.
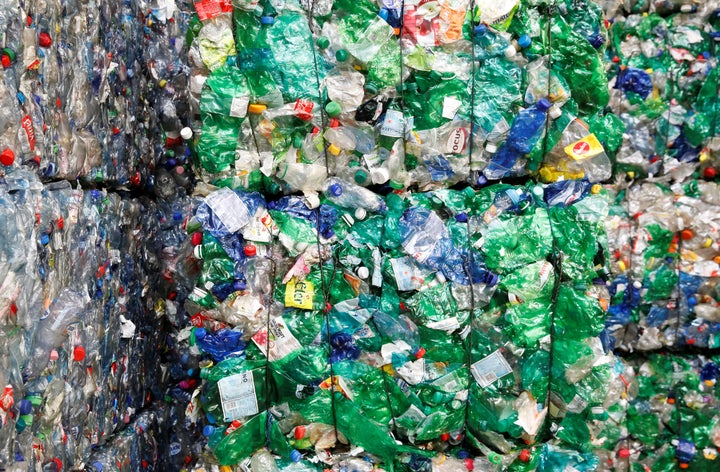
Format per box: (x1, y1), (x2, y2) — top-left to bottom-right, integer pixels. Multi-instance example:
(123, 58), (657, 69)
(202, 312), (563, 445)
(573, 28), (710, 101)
(483, 99), (552, 181)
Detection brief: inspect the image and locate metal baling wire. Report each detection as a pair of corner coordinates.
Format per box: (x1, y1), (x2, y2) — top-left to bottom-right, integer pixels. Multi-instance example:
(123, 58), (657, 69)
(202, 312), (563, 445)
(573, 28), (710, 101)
(538, 0), (565, 443)
(307, 0), (338, 441)
(463, 0), (478, 438)
(263, 250), (278, 449)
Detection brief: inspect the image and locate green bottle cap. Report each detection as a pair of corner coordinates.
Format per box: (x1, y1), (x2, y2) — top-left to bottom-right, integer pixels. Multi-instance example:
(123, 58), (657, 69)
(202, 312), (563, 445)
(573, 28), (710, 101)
(325, 101), (342, 117)
(365, 82), (378, 95)
(293, 135), (305, 149)
(354, 170), (368, 184)
(389, 180), (404, 190)
(335, 49), (348, 62)
(317, 36), (330, 49)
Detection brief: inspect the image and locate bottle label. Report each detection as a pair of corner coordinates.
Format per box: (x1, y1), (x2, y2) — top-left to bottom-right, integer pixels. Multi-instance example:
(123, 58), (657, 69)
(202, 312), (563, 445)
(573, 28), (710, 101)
(446, 128), (468, 154)
(470, 350), (512, 388)
(380, 110), (405, 138)
(21, 115), (36, 151)
(194, 0), (233, 21)
(284, 277), (314, 309)
(229, 95), (249, 118)
(204, 188), (250, 233)
(564, 133), (604, 161)
(251, 318), (302, 362)
(390, 256), (431, 291)
(442, 96), (463, 120)
(242, 211), (272, 242)
(217, 371), (258, 421)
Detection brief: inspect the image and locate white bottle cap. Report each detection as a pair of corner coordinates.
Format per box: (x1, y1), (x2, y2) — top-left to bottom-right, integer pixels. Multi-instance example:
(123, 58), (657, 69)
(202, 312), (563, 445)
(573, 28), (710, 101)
(181, 127), (193, 140)
(504, 46), (517, 58)
(303, 192), (320, 209)
(371, 167), (390, 184)
(193, 245), (203, 259)
(633, 280), (642, 289)
(354, 208), (367, 220)
(357, 267), (370, 279)
(549, 105), (562, 120)
(681, 4), (692, 12)
(485, 142), (498, 154)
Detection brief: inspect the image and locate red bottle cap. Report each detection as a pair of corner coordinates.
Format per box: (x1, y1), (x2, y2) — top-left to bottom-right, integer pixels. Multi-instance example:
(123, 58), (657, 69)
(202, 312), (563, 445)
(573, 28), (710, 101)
(294, 425), (306, 439)
(414, 347), (426, 359)
(681, 229), (694, 240)
(190, 232), (203, 246)
(73, 346), (86, 362)
(440, 433), (450, 441)
(244, 245), (257, 257)
(704, 167), (716, 179)
(0, 149), (15, 166)
(38, 32), (52, 48)
(464, 458), (474, 470)
(618, 448), (631, 459)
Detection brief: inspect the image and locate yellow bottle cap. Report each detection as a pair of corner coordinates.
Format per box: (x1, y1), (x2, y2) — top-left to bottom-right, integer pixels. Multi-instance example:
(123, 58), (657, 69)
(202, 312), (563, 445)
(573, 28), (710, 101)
(591, 184), (602, 194)
(327, 144), (341, 156)
(248, 103), (267, 114)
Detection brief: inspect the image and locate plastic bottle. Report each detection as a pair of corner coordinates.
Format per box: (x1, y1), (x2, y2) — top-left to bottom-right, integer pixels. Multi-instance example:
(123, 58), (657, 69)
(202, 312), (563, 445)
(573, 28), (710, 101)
(482, 99), (554, 181)
(321, 177), (387, 213)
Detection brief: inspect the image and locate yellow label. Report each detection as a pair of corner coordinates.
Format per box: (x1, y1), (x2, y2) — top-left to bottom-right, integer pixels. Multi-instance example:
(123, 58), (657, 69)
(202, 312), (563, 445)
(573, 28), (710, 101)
(564, 133), (604, 161)
(285, 277), (314, 309)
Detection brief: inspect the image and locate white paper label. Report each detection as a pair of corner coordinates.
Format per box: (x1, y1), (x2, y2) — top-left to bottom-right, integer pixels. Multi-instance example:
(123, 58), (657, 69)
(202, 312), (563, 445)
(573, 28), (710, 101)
(218, 371), (259, 421)
(471, 350), (513, 388)
(380, 110), (405, 138)
(229, 95), (249, 118)
(442, 96), (462, 119)
(426, 317), (461, 333)
(205, 188), (250, 233)
(251, 318), (302, 362)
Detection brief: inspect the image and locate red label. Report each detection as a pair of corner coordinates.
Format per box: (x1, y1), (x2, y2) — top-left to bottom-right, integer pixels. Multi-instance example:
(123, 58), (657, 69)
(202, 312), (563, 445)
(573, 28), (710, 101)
(194, 0), (233, 21)
(21, 115), (36, 151)
(572, 140), (590, 155)
(446, 128), (468, 154)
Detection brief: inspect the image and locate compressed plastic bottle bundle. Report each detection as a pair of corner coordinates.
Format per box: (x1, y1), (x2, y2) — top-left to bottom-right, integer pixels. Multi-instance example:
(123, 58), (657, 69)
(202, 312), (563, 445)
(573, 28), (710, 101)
(167, 181), (641, 470)
(603, 1), (720, 181)
(602, 178), (720, 351)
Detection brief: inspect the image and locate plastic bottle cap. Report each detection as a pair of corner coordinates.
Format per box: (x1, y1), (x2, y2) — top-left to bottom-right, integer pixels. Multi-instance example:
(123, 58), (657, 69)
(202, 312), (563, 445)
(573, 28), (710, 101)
(328, 183), (343, 197)
(294, 425), (306, 439)
(203, 425), (215, 437)
(504, 46), (517, 58)
(18, 400), (32, 415)
(317, 36), (330, 49)
(519, 449), (531, 462)
(548, 105), (562, 119)
(440, 433), (450, 441)
(354, 208), (367, 220)
(234, 280), (247, 291)
(681, 4), (692, 12)
(325, 101), (342, 117)
(536, 98), (551, 112)
(617, 448), (631, 459)
(414, 347), (426, 359)
(681, 229), (694, 240)
(704, 167), (716, 179)
(357, 266), (370, 279)
(290, 449), (302, 462)
(260, 16), (275, 25)
(591, 184), (602, 194)
(327, 144), (342, 156)
(195, 328), (207, 339)
(49, 350), (59, 361)
(248, 104), (267, 114)
(38, 32), (52, 48)
(370, 167), (390, 184)
(244, 245), (257, 257)
(180, 127), (193, 140)
(354, 169), (368, 184)
(473, 24), (487, 36)
(73, 346), (86, 362)
(0, 149), (15, 166)
(335, 49), (348, 62)
(389, 180), (404, 190)
(518, 34), (532, 48)
(455, 212), (468, 222)
(464, 458), (474, 471)
(485, 143), (498, 153)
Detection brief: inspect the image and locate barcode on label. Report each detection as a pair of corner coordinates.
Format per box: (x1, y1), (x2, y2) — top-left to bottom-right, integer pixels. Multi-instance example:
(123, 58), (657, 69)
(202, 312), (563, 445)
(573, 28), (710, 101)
(218, 371), (258, 421)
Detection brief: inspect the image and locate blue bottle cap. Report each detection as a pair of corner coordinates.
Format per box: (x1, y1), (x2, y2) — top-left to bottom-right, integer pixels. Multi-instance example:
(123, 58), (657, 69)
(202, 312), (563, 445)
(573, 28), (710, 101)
(194, 328), (207, 340)
(473, 24), (488, 36)
(536, 98), (551, 111)
(18, 399), (32, 415)
(14, 452), (24, 462)
(40, 233), (50, 245)
(93, 462), (103, 472)
(329, 183), (343, 197)
(378, 8), (389, 21)
(476, 174), (488, 186)
(233, 280), (247, 291)
(173, 211), (182, 221)
(457, 450), (470, 459)
(455, 212), (468, 222)
(203, 425), (216, 437)
(260, 16), (275, 25)
(518, 34), (531, 48)
(290, 449), (302, 462)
